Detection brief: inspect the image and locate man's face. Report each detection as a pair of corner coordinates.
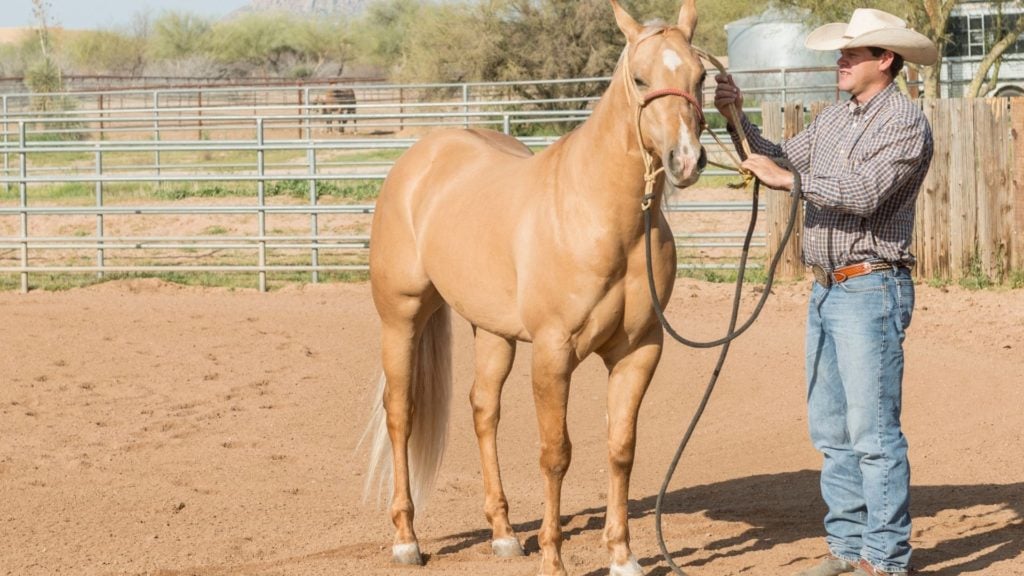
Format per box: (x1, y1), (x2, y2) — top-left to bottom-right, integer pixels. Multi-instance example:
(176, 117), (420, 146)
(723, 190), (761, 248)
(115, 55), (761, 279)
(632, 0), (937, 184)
(836, 47), (891, 99)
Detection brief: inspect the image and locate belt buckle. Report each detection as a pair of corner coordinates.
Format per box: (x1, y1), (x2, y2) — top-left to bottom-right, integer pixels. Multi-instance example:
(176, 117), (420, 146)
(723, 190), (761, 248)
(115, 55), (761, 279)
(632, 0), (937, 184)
(812, 264), (832, 288)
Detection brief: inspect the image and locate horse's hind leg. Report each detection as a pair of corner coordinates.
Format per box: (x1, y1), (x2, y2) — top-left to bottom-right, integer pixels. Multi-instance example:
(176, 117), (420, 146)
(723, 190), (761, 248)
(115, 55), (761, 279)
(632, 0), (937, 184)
(600, 331), (662, 576)
(377, 288), (446, 565)
(469, 328), (524, 557)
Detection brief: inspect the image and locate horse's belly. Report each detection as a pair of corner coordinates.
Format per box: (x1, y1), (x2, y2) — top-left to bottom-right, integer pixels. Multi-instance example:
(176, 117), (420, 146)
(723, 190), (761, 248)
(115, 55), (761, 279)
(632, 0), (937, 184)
(427, 258), (527, 340)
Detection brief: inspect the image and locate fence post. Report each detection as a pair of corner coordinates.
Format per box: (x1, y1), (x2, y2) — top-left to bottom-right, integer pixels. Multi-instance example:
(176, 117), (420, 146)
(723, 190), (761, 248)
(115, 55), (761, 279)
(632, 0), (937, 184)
(153, 91), (161, 186)
(302, 87), (311, 141)
(308, 144), (319, 283)
(761, 101), (804, 280)
(257, 118), (267, 293)
(98, 93), (105, 141)
(3, 95), (9, 195)
(462, 83), (470, 128)
(95, 145), (105, 279)
(18, 121), (28, 293)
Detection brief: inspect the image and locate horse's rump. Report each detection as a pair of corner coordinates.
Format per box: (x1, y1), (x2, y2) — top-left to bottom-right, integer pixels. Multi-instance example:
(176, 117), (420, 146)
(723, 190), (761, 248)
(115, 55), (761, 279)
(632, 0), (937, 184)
(373, 128), (541, 337)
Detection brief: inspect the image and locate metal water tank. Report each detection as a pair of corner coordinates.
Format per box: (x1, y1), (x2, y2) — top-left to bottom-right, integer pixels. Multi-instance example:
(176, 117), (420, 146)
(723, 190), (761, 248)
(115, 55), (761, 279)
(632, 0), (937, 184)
(725, 8), (837, 103)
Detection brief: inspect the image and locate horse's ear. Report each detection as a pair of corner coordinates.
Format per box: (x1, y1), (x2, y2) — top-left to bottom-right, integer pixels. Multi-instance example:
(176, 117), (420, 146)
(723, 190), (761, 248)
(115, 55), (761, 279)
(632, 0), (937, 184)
(677, 0), (697, 43)
(610, 0), (642, 42)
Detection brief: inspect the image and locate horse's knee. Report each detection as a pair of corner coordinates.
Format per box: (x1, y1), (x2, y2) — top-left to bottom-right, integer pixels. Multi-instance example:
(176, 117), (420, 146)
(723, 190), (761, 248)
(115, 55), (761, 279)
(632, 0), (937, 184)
(539, 439), (572, 478)
(607, 435), (637, 471)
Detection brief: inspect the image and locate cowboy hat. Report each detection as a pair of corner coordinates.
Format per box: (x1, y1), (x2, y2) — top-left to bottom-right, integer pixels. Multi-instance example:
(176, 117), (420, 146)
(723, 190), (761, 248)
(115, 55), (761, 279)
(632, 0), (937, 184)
(804, 8), (937, 66)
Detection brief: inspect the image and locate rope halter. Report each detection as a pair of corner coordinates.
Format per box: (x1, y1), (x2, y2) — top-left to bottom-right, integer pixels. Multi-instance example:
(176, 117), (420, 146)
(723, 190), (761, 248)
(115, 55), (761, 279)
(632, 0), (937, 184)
(619, 32), (706, 210)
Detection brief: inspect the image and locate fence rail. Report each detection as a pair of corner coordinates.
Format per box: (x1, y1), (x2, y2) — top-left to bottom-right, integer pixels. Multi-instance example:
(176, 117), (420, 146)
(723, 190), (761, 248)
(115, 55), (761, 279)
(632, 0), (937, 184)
(4, 78), (1018, 292)
(0, 83), (766, 292)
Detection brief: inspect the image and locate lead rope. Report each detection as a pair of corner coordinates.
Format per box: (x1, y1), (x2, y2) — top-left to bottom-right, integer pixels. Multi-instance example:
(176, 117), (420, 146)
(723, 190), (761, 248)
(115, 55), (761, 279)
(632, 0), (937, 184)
(637, 47), (805, 576)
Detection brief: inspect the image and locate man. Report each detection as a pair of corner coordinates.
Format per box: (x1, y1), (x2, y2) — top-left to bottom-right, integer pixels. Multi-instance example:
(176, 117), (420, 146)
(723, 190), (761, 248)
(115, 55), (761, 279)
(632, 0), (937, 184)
(714, 9), (937, 576)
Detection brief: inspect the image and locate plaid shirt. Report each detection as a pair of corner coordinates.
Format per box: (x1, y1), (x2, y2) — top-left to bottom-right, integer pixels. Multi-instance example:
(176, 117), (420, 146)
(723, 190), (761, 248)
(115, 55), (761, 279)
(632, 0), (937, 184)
(734, 83), (933, 270)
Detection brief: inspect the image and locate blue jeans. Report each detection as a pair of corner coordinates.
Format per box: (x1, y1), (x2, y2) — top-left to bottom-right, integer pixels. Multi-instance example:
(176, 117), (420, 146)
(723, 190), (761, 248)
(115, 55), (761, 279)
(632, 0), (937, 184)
(805, 267), (914, 572)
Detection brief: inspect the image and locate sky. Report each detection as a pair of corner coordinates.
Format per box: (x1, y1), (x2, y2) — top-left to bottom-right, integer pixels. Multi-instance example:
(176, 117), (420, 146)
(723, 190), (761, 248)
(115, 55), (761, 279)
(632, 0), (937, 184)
(2, 0), (252, 30)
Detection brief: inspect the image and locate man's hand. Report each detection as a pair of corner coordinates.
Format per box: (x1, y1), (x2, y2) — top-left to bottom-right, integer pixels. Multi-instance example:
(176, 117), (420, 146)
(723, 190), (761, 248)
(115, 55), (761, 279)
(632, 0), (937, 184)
(741, 154), (794, 191)
(714, 73), (744, 125)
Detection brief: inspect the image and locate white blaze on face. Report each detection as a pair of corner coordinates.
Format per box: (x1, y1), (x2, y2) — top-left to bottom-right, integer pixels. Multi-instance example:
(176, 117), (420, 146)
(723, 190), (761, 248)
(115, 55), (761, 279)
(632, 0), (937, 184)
(673, 106), (702, 186)
(662, 49), (683, 72)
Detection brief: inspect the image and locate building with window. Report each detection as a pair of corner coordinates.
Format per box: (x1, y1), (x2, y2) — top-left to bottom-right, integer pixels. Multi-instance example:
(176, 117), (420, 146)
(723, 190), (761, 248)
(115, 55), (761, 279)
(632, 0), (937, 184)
(943, 0), (1024, 96)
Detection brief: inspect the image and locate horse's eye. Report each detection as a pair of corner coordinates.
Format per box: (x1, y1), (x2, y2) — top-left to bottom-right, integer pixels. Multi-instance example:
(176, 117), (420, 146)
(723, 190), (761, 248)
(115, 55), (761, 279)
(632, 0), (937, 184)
(633, 77), (648, 89)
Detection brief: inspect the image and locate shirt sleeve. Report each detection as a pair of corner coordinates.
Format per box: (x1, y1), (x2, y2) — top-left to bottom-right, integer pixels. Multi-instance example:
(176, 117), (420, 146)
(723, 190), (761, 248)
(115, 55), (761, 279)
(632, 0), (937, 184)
(729, 115), (785, 159)
(731, 113), (815, 180)
(792, 112), (929, 217)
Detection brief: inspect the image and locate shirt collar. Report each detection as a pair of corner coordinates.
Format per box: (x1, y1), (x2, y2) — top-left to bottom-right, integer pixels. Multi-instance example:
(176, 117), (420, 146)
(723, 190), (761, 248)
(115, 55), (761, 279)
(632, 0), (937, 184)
(846, 82), (897, 115)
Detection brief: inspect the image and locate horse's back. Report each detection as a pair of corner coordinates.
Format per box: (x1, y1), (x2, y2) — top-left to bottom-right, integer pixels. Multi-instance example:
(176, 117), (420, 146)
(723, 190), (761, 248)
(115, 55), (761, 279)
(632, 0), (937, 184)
(378, 128), (534, 211)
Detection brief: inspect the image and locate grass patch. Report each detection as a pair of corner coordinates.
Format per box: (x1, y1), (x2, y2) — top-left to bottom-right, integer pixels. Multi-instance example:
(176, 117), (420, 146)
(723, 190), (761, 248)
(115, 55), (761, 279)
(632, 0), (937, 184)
(959, 257), (995, 290)
(5, 179), (383, 203)
(677, 266), (770, 284)
(0, 269), (371, 292)
(1010, 269), (1024, 289)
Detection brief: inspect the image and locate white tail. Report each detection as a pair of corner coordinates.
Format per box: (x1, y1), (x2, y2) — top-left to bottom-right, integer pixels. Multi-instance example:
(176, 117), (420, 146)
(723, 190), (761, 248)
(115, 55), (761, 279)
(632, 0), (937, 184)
(361, 305), (452, 511)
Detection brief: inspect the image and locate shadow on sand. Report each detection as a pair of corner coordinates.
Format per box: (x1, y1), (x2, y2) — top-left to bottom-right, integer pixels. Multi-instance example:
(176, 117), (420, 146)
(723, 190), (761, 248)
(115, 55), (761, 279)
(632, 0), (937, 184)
(434, 470), (1023, 575)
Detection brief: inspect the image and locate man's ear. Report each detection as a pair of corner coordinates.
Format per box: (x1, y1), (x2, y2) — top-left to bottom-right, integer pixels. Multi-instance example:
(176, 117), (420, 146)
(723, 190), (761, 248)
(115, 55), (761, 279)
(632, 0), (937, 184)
(878, 49), (896, 74)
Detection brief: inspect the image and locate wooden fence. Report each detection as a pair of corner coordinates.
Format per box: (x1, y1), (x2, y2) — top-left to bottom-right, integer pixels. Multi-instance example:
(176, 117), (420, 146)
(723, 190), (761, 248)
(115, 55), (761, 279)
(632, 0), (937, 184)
(762, 97), (1024, 283)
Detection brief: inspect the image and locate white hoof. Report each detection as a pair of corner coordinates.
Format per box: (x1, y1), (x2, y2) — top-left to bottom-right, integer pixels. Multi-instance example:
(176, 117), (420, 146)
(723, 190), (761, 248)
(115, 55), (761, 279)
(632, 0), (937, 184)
(491, 536), (525, 557)
(392, 542), (423, 565)
(610, 554), (643, 576)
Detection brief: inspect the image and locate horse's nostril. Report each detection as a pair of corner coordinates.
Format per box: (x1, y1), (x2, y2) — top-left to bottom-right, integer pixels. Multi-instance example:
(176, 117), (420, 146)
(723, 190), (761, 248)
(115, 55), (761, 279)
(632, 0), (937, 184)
(697, 148), (707, 172)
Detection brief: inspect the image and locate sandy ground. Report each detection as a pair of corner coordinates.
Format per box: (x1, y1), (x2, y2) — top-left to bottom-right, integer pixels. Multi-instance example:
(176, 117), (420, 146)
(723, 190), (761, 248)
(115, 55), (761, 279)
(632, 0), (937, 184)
(1, 278), (1022, 576)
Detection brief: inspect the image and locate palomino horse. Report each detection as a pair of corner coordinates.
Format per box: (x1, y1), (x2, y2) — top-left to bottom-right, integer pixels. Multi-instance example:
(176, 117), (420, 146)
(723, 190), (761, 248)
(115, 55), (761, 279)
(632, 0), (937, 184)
(363, 1), (706, 574)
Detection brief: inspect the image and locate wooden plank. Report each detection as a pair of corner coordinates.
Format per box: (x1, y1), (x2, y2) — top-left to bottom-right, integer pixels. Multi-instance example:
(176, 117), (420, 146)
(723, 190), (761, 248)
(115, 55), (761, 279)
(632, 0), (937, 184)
(975, 100), (996, 278)
(947, 98), (977, 280)
(1012, 98), (1024, 272)
(917, 99), (946, 279)
(981, 98), (1014, 280)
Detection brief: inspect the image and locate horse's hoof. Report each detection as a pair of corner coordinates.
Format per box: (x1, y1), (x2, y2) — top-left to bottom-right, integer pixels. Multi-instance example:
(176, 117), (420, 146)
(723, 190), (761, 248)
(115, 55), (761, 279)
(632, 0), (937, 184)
(392, 542), (423, 565)
(610, 554), (644, 576)
(492, 536), (525, 557)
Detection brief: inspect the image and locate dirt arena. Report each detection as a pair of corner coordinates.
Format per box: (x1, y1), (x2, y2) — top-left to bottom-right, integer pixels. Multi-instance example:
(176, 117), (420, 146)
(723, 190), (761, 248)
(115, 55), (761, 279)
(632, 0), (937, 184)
(1, 277), (1022, 576)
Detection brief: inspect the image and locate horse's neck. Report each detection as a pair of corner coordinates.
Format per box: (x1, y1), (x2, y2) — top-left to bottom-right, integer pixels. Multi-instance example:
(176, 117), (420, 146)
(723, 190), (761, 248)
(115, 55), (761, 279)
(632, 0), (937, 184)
(554, 80), (657, 212)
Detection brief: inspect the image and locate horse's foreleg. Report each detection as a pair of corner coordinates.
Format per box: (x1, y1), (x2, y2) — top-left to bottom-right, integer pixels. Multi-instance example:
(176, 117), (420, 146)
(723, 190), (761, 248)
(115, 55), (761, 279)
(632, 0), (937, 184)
(531, 342), (576, 576)
(601, 332), (663, 576)
(469, 328), (523, 557)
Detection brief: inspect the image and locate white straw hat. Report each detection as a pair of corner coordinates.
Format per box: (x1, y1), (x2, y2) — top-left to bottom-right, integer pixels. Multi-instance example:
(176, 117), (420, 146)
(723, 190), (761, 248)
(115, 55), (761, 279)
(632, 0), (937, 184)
(804, 8), (937, 66)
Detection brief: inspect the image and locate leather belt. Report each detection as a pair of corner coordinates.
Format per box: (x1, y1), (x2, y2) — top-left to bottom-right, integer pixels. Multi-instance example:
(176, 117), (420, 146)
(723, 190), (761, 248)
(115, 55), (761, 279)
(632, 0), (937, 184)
(812, 261), (894, 288)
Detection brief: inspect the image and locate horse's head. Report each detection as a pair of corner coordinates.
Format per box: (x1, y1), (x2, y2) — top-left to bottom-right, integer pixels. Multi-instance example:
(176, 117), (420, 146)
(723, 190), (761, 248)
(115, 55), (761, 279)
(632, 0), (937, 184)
(612, 0), (707, 189)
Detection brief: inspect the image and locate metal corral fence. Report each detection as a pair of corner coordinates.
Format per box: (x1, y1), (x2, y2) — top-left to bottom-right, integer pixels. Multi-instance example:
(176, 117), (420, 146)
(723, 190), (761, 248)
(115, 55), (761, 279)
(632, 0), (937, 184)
(0, 78), (776, 293)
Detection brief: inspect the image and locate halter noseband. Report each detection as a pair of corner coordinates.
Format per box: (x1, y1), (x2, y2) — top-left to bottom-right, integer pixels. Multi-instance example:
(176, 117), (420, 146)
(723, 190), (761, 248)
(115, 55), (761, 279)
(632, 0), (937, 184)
(640, 88), (705, 129)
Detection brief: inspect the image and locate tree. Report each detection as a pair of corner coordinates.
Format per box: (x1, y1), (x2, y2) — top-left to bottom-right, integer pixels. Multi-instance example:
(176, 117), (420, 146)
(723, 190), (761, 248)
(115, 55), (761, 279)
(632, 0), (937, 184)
(208, 14), (295, 77)
(958, 2), (1024, 96)
(288, 19), (355, 77)
(149, 11), (212, 63)
(353, 0), (425, 71)
(26, 0), (63, 106)
(66, 30), (147, 76)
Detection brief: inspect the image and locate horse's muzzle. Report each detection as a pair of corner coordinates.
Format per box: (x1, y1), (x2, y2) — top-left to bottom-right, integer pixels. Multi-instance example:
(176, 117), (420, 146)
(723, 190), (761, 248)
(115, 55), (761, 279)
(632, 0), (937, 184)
(665, 146), (706, 188)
